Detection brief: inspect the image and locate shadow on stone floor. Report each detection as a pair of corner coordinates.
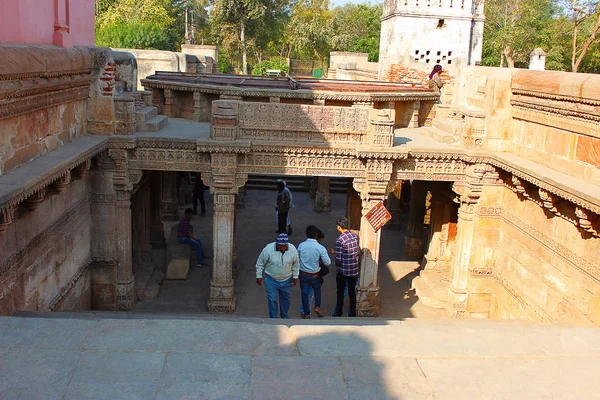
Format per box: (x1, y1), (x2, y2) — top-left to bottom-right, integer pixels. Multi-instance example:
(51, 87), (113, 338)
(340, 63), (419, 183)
(135, 188), (443, 320)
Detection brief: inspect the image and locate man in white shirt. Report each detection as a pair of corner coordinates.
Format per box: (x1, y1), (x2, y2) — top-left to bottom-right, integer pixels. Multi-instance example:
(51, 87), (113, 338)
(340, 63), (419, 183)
(255, 233), (299, 318)
(298, 225), (331, 319)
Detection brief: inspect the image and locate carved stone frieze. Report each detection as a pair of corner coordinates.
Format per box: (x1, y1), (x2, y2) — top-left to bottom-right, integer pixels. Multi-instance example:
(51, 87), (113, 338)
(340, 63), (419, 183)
(395, 157), (466, 182)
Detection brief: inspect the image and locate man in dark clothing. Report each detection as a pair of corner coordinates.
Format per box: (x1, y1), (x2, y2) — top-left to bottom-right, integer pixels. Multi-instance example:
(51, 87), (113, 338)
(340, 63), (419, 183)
(192, 173), (209, 215)
(275, 180), (291, 234)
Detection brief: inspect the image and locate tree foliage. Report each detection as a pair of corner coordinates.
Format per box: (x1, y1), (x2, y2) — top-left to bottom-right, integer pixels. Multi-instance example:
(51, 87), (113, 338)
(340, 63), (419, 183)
(329, 4), (382, 62)
(251, 58), (290, 75)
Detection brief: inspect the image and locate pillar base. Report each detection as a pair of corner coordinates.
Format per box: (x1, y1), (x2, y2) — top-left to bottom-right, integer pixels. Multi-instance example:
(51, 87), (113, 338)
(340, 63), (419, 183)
(208, 281), (236, 313)
(404, 235), (425, 259)
(314, 192), (331, 212)
(446, 286), (468, 318)
(91, 260), (118, 311)
(356, 285), (380, 317)
(116, 278), (136, 310)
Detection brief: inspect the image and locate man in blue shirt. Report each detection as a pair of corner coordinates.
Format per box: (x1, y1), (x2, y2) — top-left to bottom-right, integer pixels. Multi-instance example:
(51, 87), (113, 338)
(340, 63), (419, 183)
(298, 225), (331, 319)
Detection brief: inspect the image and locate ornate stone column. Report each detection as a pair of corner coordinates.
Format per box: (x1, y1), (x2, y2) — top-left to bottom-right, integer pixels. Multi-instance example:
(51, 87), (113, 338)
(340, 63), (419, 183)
(90, 153), (118, 310)
(149, 171), (165, 249)
(446, 164), (497, 318)
(409, 101), (421, 128)
(137, 179), (152, 267)
(205, 100), (247, 312)
(404, 181), (428, 259)
(314, 177), (331, 212)
(209, 192), (237, 312)
(352, 159), (395, 316)
(161, 171), (178, 221)
(115, 188), (136, 310)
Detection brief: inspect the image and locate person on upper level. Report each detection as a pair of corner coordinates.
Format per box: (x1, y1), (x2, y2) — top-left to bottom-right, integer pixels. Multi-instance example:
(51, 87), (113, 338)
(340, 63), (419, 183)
(428, 64), (444, 94)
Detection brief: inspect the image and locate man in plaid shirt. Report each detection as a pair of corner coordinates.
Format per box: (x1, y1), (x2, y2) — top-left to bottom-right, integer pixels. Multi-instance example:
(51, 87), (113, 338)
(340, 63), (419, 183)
(328, 217), (361, 317)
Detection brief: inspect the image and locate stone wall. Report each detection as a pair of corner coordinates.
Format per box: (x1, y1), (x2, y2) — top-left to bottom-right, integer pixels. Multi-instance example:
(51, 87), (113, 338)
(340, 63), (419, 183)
(0, 179), (92, 314)
(489, 186), (600, 325)
(328, 52), (378, 81)
(112, 48), (216, 91)
(0, 44), (92, 175)
(379, 0), (484, 79)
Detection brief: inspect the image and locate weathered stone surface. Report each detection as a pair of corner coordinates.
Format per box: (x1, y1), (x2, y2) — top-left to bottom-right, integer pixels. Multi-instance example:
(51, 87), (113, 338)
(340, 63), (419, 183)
(166, 259), (189, 280)
(155, 353), (251, 400)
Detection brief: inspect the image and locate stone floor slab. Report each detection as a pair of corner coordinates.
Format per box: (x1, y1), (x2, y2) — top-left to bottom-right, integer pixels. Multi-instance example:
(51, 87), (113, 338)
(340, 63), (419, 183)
(340, 356), (434, 400)
(0, 316), (97, 349)
(292, 321), (546, 357)
(63, 350), (165, 400)
(250, 356), (347, 400)
(527, 326), (600, 356)
(83, 318), (298, 355)
(419, 357), (600, 400)
(155, 353), (252, 400)
(0, 348), (80, 400)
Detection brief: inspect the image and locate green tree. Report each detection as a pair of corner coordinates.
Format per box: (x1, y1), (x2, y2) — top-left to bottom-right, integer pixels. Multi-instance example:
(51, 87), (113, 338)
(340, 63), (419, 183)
(96, 0), (174, 30)
(286, 0), (332, 69)
(482, 0), (557, 68)
(211, 0), (289, 74)
(561, 0), (600, 71)
(329, 3), (382, 62)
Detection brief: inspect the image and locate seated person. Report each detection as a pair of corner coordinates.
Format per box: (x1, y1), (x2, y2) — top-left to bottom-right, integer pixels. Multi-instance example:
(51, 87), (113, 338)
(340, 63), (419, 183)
(177, 208), (206, 267)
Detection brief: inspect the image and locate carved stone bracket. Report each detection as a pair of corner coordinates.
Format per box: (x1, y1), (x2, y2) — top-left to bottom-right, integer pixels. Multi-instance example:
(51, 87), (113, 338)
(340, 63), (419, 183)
(26, 188), (47, 211)
(51, 171), (72, 194)
(575, 207), (599, 237)
(0, 206), (16, 236)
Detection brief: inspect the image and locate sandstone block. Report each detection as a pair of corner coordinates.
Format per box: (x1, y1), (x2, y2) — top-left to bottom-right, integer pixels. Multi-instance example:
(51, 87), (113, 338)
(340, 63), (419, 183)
(166, 259), (190, 280)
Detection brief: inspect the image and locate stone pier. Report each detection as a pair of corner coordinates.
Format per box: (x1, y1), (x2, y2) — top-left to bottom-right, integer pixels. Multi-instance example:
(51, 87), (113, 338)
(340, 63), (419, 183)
(404, 181), (428, 259)
(314, 177), (331, 212)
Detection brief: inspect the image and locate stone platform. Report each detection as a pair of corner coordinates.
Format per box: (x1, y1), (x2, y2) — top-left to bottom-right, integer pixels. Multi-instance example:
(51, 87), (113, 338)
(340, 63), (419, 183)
(2, 313), (599, 400)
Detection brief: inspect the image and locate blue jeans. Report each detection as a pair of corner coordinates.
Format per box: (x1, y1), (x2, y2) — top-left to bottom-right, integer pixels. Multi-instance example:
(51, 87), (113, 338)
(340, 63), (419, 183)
(333, 278), (358, 316)
(300, 273), (321, 317)
(178, 237), (204, 264)
(264, 275), (292, 319)
(300, 288), (313, 315)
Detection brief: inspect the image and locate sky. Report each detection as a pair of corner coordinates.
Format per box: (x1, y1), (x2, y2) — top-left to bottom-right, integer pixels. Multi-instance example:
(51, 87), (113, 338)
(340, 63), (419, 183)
(330, 0), (381, 7)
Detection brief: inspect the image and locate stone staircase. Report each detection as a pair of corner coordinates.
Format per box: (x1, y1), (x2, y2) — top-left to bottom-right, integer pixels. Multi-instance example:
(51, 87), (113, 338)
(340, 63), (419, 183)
(245, 175), (349, 194)
(411, 257), (451, 310)
(133, 90), (168, 133)
(422, 80), (488, 147)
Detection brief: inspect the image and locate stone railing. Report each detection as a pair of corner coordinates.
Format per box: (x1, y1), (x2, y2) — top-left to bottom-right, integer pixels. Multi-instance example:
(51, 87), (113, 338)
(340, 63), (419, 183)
(210, 100), (396, 147)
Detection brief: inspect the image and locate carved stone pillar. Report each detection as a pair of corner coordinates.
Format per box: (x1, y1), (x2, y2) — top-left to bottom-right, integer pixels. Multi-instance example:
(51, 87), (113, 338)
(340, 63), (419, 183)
(164, 89), (180, 118)
(203, 151), (248, 313)
(115, 189), (136, 310)
(309, 177), (318, 199)
(89, 156), (118, 310)
(209, 193), (236, 312)
(149, 171), (165, 249)
(404, 181), (428, 259)
(446, 164), (496, 318)
(138, 180), (152, 267)
(161, 171), (178, 221)
(352, 160), (395, 317)
(314, 177), (331, 212)
(409, 101), (421, 128)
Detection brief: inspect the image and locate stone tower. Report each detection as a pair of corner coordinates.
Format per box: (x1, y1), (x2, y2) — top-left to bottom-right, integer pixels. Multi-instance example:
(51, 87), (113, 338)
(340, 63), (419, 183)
(379, 0), (485, 78)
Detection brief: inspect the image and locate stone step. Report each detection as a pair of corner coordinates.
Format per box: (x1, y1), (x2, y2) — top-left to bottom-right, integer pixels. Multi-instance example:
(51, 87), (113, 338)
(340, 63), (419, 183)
(137, 115), (168, 132)
(432, 118), (462, 135)
(420, 269), (450, 303)
(466, 95), (485, 111)
(421, 127), (458, 144)
(135, 106), (158, 123)
(412, 275), (447, 310)
(246, 175), (348, 194)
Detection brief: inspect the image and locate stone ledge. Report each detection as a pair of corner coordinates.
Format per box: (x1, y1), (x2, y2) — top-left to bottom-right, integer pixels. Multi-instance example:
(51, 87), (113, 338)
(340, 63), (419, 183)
(0, 135), (108, 213)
